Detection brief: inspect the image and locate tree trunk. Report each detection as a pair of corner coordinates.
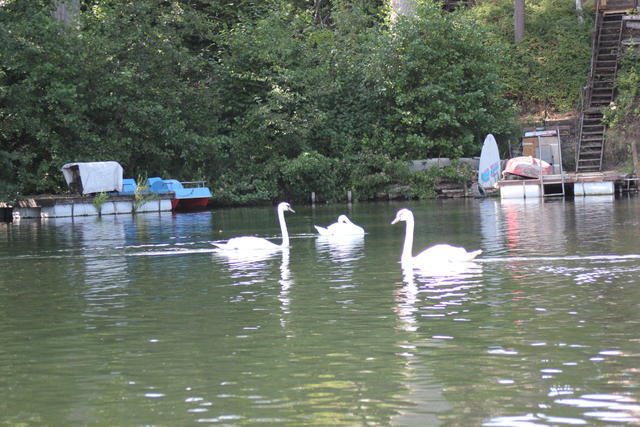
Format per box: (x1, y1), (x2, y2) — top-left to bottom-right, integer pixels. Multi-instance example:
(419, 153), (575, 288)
(514, 0), (525, 42)
(389, 0), (416, 20)
(52, 0), (79, 27)
(575, 0), (584, 23)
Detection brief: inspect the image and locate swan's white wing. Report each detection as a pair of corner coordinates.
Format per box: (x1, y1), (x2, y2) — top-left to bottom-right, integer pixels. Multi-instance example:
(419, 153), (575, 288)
(324, 222), (365, 236)
(339, 216), (365, 235)
(314, 225), (330, 235)
(348, 224), (365, 235)
(414, 244), (482, 264)
(214, 236), (280, 251)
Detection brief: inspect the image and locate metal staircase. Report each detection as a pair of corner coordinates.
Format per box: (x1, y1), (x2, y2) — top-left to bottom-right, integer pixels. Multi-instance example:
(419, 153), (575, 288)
(576, 10), (625, 172)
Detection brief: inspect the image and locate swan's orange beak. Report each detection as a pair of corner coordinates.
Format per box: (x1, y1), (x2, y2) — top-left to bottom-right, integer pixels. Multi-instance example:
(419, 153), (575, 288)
(391, 216), (399, 225)
(288, 207), (295, 213)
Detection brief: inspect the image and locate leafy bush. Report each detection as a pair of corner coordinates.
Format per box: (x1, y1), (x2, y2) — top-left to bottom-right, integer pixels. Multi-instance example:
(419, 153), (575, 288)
(213, 165), (281, 206)
(340, 152), (412, 201)
(407, 161), (474, 199)
(279, 151), (339, 202)
(602, 49), (640, 171)
(92, 192), (109, 215)
(603, 50), (640, 128)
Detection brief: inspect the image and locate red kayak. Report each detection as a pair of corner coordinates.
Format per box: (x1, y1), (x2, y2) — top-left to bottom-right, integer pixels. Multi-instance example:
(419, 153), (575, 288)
(502, 156), (553, 179)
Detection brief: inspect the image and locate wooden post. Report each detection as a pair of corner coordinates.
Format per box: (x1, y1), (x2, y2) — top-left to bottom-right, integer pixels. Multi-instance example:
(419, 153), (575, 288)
(347, 190), (352, 204)
(311, 192), (316, 206)
(631, 140), (639, 175)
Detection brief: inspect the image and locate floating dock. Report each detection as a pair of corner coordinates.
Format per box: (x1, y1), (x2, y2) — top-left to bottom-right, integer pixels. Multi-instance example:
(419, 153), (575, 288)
(498, 171), (638, 199)
(8, 194), (174, 220)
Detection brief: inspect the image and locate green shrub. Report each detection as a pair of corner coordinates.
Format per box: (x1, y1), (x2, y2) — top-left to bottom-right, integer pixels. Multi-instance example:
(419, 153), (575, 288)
(278, 151), (340, 202)
(92, 192), (109, 215)
(340, 152), (411, 201)
(132, 174), (157, 213)
(407, 161), (474, 199)
(603, 50), (640, 128)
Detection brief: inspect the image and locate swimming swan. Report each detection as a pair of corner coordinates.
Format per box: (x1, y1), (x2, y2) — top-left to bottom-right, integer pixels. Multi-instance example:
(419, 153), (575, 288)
(314, 215), (365, 236)
(214, 202), (295, 251)
(391, 208), (481, 267)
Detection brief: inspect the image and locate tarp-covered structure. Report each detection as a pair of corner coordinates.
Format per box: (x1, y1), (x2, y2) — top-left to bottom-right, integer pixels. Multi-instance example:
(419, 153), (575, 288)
(61, 161), (123, 195)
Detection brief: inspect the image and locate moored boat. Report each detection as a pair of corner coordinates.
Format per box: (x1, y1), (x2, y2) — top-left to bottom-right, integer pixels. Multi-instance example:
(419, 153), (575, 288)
(146, 177), (212, 210)
(502, 156), (553, 179)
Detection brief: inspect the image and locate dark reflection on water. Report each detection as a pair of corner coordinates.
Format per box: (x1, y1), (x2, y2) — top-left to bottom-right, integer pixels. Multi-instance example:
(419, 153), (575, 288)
(1, 198), (640, 425)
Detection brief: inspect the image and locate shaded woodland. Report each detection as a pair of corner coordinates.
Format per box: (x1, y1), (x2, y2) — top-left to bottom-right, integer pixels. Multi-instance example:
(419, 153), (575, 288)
(1, 0), (611, 204)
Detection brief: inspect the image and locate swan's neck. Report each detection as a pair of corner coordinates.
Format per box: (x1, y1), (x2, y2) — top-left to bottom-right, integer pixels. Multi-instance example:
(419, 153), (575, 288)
(278, 207), (290, 247)
(401, 217), (414, 264)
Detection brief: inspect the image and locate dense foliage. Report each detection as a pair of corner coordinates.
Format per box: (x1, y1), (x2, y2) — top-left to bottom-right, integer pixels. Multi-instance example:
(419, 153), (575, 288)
(603, 49), (640, 170)
(470, 0), (593, 113)
(0, 0), (592, 204)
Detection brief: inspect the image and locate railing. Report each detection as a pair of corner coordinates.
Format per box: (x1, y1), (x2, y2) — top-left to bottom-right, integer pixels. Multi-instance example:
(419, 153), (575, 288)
(601, 0), (640, 9)
(575, 0), (606, 171)
(180, 181), (208, 188)
(575, 86), (587, 170)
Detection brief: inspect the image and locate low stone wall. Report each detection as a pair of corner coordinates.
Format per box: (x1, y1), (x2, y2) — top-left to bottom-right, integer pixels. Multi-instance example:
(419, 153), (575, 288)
(409, 157), (480, 173)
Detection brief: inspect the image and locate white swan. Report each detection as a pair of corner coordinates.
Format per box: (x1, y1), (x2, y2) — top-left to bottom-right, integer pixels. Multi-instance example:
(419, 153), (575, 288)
(391, 208), (481, 267)
(314, 215), (365, 236)
(214, 202), (295, 251)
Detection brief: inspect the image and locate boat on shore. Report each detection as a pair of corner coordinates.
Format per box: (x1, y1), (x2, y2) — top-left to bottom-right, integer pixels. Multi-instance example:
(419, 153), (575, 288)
(502, 156), (553, 179)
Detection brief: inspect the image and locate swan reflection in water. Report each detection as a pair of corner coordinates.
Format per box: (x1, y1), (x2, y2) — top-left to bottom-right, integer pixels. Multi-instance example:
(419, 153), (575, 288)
(315, 233), (365, 264)
(212, 245), (283, 286)
(213, 247), (293, 328)
(395, 261), (483, 332)
(278, 248), (292, 326)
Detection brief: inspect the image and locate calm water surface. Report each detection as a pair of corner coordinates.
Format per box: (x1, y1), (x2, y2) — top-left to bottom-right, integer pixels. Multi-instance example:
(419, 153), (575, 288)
(1, 197), (640, 426)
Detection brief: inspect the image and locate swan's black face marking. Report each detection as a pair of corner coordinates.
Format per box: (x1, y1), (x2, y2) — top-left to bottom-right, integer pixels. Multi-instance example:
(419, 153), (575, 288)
(280, 202), (295, 213)
(391, 208), (412, 225)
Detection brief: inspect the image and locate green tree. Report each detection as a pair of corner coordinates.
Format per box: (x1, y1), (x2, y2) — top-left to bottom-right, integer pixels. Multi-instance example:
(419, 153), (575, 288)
(370, 2), (515, 159)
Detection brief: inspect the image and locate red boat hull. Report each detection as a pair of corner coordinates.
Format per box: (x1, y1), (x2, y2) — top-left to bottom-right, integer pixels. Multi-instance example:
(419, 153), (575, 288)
(171, 198), (209, 210)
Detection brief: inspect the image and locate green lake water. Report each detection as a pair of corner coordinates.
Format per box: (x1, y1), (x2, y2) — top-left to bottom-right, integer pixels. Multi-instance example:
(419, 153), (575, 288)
(1, 197), (640, 426)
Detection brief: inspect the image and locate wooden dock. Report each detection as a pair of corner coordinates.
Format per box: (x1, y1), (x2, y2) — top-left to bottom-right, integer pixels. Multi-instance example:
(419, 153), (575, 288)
(497, 171), (638, 199)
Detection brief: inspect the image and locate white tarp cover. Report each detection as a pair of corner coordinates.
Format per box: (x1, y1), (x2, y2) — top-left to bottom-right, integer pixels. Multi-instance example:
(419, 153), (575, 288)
(61, 161), (123, 194)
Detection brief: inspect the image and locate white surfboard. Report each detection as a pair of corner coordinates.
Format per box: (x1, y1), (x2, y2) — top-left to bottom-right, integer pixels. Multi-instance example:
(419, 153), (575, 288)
(478, 134), (501, 189)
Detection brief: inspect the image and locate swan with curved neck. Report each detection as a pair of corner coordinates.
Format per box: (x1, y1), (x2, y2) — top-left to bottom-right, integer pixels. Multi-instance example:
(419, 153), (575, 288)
(314, 215), (365, 236)
(215, 202), (295, 251)
(391, 208), (481, 267)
